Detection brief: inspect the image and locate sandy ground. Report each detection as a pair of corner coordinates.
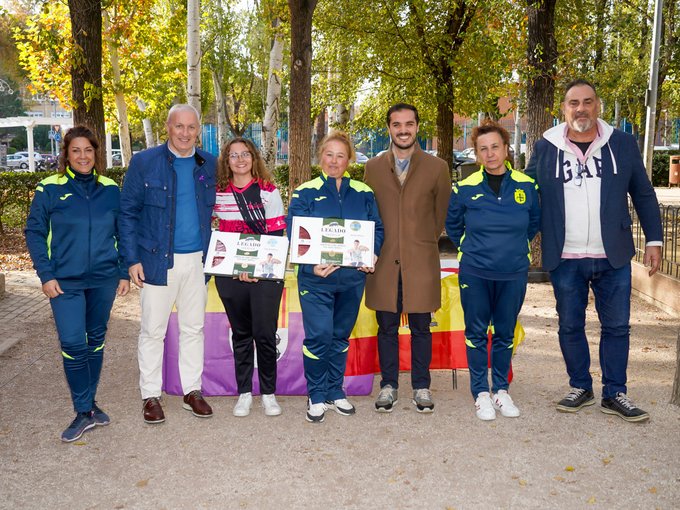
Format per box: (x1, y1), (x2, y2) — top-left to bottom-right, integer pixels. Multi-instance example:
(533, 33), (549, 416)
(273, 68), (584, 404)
(0, 270), (679, 510)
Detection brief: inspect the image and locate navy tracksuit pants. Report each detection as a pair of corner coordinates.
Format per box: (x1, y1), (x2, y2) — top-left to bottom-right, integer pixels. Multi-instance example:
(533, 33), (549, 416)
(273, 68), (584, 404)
(458, 267), (527, 399)
(298, 270), (365, 404)
(50, 282), (118, 413)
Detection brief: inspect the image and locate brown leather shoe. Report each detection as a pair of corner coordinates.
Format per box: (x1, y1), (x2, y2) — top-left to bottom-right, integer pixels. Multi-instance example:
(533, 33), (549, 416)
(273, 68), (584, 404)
(143, 397), (165, 424)
(183, 390), (213, 418)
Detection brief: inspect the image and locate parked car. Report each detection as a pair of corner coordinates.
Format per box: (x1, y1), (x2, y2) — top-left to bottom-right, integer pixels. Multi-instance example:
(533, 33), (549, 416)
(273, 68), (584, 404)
(355, 151), (369, 164)
(459, 147), (476, 161)
(6, 154), (30, 170)
(14, 151), (43, 163)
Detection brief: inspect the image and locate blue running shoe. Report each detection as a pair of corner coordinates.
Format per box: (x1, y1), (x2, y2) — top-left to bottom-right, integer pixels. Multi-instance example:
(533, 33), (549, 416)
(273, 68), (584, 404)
(91, 403), (110, 426)
(61, 412), (96, 443)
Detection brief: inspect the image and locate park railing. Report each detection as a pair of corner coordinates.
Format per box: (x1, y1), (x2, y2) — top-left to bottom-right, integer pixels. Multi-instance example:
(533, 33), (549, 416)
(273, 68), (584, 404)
(631, 201), (680, 279)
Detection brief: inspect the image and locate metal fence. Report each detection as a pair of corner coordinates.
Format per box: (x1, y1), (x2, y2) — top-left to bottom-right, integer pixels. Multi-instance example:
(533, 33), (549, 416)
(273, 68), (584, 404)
(631, 202), (680, 279)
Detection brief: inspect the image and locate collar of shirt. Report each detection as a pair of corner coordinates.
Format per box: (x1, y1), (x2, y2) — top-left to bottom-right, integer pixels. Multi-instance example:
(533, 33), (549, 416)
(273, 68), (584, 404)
(168, 145), (196, 159)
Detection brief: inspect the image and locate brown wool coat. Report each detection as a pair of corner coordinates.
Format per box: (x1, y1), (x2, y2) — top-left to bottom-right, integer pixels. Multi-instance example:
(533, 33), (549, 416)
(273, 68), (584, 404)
(364, 146), (451, 313)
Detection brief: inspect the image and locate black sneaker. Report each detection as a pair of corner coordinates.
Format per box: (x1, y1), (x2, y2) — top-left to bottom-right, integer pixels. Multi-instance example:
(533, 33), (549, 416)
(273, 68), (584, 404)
(601, 393), (650, 423)
(556, 388), (595, 413)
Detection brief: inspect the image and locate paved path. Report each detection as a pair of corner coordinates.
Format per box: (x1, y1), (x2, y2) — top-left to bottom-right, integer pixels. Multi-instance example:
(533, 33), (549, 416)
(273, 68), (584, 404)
(655, 187), (680, 205)
(0, 270), (679, 509)
(0, 272), (50, 355)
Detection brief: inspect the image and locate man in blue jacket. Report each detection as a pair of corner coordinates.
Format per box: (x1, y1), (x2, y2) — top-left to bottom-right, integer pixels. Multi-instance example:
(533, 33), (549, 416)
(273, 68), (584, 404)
(119, 104), (217, 424)
(526, 79), (662, 423)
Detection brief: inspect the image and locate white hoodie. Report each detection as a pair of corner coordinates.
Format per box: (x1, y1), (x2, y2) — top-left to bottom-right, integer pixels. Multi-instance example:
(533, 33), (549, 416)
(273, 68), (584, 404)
(542, 119), (616, 259)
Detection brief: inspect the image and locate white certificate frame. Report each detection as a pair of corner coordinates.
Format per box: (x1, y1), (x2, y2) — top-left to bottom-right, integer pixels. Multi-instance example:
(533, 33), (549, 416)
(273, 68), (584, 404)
(290, 216), (375, 268)
(204, 231), (289, 280)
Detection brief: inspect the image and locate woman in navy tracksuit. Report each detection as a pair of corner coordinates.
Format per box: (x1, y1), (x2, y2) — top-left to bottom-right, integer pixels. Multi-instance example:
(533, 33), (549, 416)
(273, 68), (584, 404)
(287, 132), (384, 423)
(446, 120), (539, 421)
(25, 126), (129, 442)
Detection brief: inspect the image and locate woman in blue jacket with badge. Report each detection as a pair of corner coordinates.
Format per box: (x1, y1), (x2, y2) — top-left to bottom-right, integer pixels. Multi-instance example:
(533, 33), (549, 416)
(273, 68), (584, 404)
(287, 131), (383, 423)
(25, 126), (129, 442)
(446, 120), (539, 421)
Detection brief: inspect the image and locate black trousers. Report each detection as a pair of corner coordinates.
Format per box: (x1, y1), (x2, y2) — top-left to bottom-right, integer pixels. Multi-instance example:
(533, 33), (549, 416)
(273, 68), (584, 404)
(215, 276), (284, 394)
(376, 274), (432, 390)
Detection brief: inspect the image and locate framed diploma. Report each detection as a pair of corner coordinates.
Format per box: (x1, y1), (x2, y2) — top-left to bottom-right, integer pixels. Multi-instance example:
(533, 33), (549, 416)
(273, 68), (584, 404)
(290, 216), (375, 267)
(204, 231), (289, 280)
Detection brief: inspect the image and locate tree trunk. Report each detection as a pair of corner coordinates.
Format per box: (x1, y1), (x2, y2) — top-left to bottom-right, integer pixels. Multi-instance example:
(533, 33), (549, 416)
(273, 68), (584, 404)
(435, 89), (454, 176)
(334, 104), (350, 130)
(526, 0), (557, 271)
(68, 0), (105, 166)
(103, 10), (132, 167)
(287, 0), (318, 197)
(313, 108), (326, 164)
(672, 328), (680, 406)
(262, 17), (284, 173)
(187, 0), (201, 114)
(525, 0), (557, 165)
(211, 70), (229, 148)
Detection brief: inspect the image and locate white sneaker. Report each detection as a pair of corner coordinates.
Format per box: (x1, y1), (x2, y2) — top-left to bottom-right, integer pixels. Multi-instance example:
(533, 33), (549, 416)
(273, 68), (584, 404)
(306, 399), (326, 423)
(262, 394), (282, 416)
(475, 392), (496, 421)
(493, 390), (520, 417)
(233, 392), (253, 417)
(325, 398), (356, 416)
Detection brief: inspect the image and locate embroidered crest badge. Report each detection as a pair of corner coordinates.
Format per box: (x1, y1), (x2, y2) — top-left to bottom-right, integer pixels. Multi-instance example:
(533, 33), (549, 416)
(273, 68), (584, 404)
(514, 189), (526, 204)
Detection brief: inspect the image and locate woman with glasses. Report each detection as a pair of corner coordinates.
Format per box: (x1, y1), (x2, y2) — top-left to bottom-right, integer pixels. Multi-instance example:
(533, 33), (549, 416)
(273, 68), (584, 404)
(212, 138), (286, 417)
(25, 126), (130, 442)
(446, 120), (540, 421)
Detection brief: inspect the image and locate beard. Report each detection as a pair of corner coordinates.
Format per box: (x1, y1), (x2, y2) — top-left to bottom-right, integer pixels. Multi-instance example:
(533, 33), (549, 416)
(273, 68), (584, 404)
(392, 134), (416, 150)
(570, 116), (595, 133)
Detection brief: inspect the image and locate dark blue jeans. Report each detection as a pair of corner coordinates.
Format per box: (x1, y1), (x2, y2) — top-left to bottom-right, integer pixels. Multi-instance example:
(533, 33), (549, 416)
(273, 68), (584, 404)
(550, 259), (631, 399)
(376, 275), (432, 390)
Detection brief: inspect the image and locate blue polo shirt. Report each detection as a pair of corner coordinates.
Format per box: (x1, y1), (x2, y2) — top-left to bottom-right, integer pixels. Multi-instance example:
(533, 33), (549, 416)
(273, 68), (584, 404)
(173, 155), (202, 253)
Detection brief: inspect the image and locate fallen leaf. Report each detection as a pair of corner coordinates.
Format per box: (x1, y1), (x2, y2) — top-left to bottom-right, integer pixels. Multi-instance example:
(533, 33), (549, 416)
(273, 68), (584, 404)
(518, 479), (527, 487)
(554, 476), (565, 482)
(649, 487), (657, 494)
(135, 479), (149, 488)
(587, 496), (596, 504)
(73, 441), (86, 446)
(565, 466), (575, 472)
(602, 458), (611, 466)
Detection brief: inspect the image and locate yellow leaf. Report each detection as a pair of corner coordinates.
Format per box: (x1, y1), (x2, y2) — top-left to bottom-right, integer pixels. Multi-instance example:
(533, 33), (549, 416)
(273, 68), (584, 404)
(519, 479), (527, 487)
(587, 497), (596, 504)
(565, 466), (575, 472)
(135, 479), (149, 488)
(649, 487), (657, 494)
(602, 458), (611, 465)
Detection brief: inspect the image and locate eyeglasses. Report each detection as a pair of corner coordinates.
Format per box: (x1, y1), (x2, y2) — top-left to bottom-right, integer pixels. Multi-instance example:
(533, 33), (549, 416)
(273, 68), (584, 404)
(229, 151), (252, 160)
(574, 161), (585, 186)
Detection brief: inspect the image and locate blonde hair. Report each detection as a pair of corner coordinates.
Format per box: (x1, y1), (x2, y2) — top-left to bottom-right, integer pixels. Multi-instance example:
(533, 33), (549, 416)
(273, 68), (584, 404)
(317, 131), (355, 163)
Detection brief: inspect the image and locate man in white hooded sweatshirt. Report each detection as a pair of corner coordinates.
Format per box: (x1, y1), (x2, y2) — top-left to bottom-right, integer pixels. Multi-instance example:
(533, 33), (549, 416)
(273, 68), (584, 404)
(526, 79), (662, 423)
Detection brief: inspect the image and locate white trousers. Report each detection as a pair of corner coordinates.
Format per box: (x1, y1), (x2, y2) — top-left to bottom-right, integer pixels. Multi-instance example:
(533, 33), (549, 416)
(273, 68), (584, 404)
(138, 252), (207, 399)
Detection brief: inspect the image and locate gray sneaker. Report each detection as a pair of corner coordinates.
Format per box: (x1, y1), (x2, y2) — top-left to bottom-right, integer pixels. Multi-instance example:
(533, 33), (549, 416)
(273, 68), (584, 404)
(412, 388), (434, 413)
(375, 385), (398, 413)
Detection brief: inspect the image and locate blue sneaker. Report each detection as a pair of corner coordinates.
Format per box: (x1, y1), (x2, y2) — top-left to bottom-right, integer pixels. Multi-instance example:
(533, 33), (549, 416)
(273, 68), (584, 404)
(61, 412), (96, 443)
(91, 403), (110, 426)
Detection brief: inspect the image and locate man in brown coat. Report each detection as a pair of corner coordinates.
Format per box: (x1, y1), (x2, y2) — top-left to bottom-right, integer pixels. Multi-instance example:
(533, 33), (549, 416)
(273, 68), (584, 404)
(364, 103), (451, 413)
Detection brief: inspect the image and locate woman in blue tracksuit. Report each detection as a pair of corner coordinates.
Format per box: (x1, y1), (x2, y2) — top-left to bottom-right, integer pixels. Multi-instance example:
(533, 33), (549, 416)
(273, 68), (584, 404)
(446, 120), (539, 421)
(25, 126), (129, 442)
(287, 131), (384, 423)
